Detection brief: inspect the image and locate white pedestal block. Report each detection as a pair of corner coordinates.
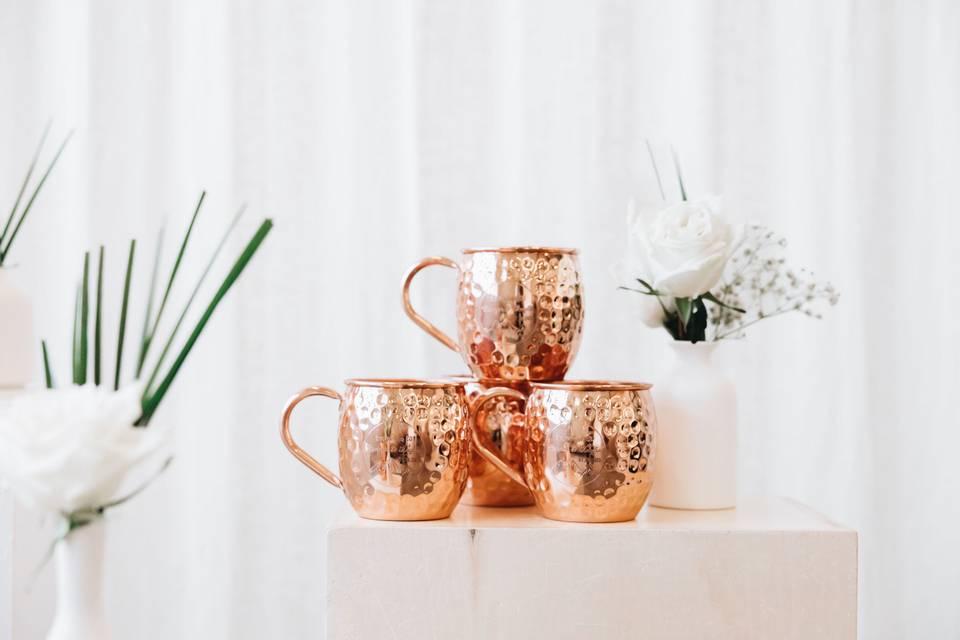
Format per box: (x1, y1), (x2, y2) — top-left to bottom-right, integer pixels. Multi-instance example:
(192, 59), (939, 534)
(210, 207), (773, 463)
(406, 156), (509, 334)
(327, 497), (857, 640)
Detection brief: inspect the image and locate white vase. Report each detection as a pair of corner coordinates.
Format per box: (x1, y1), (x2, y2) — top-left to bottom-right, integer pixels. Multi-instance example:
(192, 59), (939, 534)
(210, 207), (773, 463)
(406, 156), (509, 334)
(0, 268), (34, 389)
(47, 519), (110, 640)
(649, 341), (737, 510)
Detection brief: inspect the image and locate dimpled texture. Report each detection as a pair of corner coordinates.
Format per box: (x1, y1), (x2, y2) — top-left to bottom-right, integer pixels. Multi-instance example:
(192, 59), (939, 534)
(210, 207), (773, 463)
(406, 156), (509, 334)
(338, 383), (471, 520)
(460, 380), (534, 507)
(524, 387), (657, 522)
(457, 251), (584, 382)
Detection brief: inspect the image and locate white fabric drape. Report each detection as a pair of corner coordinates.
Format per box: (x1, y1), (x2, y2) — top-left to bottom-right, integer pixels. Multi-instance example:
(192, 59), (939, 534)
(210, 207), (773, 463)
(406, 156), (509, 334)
(2, 1), (958, 638)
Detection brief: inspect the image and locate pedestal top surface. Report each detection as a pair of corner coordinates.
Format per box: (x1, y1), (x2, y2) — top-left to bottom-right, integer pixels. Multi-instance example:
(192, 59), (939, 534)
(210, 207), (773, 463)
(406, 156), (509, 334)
(329, 496), (852, 533)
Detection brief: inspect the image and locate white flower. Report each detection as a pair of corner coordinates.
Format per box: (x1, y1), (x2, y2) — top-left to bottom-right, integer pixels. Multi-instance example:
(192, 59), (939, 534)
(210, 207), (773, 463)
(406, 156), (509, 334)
(0, 383), (168, 516)
(628, 196), (741, 299)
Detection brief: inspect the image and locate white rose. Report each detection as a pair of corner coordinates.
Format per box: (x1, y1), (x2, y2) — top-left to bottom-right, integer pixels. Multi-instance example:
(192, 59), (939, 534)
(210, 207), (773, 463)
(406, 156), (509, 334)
(628, 196), (740, 299)
(0, 383), (168, 516)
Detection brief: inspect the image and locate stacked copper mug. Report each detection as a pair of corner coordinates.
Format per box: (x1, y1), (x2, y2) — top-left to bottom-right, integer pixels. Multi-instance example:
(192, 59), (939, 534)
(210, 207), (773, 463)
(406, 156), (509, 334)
(401, 247), (657, 522)
(281, 246), (656, 523)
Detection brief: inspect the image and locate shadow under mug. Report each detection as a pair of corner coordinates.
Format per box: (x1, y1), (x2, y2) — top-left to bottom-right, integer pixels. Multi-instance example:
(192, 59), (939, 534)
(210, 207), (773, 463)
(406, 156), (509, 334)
(280, 378), (522, 521)
(403, 247), (585, 382)
(472, 380), (657, 523)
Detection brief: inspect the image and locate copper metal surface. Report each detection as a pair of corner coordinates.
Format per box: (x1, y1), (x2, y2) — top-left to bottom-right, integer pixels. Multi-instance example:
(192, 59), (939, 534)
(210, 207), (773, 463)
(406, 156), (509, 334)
(403, 248), (585, 382)
(449, 375), (534, 507)
(473, 381), (657, 523)
(280, 379), (521, 521)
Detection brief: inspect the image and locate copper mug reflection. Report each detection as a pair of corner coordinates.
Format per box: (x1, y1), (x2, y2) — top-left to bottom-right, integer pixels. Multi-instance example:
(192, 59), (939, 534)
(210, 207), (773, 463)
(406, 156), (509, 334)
(448, 375), (534, 507)
(473, 381), (657, 523)
(403, 247), (585, 382)
(280, 378), (520, 521)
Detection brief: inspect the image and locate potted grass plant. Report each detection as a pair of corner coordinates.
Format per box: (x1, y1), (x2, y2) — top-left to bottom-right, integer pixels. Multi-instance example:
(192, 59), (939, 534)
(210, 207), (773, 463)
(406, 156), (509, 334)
(0, 191), (272, 640)
(0, 122), (72, 388)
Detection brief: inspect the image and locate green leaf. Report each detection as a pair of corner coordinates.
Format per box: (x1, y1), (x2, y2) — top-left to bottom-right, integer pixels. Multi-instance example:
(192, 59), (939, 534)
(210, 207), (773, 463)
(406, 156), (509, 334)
(137, 192), (205, 376)
(143, 203), (246, 395)
(136, 229), (164, 377)
(1, 120), (51, 256)
(702, 291), (745, 313)
(41, 339), (54, 389)
(0, 129), (73, 265)
(115, 239), (136, 391)
(675, 297), (692, 328)
(137, 218), (273, 426)
(686, 297), (708, 343)
(78, 252), (90, 386)
(634, 278), (658, 294)
(94, 246), (104, 386)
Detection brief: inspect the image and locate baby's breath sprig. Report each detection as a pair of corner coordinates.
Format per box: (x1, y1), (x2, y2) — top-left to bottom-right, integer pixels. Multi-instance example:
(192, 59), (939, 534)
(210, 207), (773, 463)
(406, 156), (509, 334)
(708, 225), (839, 340)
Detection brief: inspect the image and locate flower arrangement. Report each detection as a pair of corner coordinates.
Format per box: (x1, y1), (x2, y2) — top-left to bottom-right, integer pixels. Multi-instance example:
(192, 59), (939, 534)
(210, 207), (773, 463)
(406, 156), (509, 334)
(620, 148), (838, 342)
(0, 191), (272, 537)
(0, 122), (72, 267)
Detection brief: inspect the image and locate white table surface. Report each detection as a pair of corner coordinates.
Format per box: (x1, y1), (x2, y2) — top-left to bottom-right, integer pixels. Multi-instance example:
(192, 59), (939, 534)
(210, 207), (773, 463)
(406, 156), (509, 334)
(327, 497), (857, 640)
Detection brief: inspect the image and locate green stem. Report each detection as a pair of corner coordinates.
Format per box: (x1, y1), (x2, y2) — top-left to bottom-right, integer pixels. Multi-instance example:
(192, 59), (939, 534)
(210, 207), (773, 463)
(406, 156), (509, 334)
(0, 130), (73, 264)
(138, 219), (273, 425)
(137, 192), (205, 376)
(41, 340), (54, 389)
(94, 246), (104, 385)
(115, 240), (136, 391)
(78, 252), (90, 385)
(1, 120), (51, 255)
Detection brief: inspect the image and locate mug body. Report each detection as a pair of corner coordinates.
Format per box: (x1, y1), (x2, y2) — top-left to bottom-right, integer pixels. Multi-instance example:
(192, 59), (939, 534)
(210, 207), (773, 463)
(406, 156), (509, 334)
(453, 376), (534, 507)
(338, 379), (473, 520)
(523, 381), (657, 522)
(457, 247), (584, 382)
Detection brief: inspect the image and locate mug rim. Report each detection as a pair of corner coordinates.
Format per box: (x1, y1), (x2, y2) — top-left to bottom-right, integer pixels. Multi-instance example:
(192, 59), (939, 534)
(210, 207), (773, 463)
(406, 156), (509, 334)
(461, 246), (579, 255)
(531, 380), (653, 391)
(346, 377), (464, 389)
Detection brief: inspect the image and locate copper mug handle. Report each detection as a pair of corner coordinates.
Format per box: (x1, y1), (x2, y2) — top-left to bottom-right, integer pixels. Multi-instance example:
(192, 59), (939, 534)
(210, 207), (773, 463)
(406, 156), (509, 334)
(469, 387), (530, 489)
(280, 386), (344, 489)
(402, 256), (461, 352)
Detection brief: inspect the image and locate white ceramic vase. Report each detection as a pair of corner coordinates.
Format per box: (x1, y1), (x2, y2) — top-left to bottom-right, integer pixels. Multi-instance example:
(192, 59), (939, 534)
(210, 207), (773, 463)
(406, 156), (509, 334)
(0, 268), (34, 389)
(649, 341), (737, 510)
(47, 520), (110, 640)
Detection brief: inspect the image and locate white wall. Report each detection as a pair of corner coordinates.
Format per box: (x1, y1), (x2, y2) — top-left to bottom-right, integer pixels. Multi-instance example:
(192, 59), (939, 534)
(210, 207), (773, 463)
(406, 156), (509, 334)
(1, 1), (959, 638)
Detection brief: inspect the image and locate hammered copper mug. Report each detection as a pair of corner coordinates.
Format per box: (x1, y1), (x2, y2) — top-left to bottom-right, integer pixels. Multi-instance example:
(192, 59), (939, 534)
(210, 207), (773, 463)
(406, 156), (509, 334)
(280, 378), (521, 521)
(403, 247), (585, 382)
(473, 381), (657, 523)
(448, 375), (534, 507)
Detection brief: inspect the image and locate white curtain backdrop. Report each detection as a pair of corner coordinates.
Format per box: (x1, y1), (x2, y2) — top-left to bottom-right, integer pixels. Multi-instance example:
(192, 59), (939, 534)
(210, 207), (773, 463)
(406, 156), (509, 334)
(2, 1), (958, 638)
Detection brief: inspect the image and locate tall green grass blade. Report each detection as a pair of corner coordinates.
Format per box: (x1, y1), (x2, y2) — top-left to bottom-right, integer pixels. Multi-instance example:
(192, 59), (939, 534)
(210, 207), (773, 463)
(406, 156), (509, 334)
(78, 252), (90, 385)
(645, 139), (665, 201)
(138, 218), (273, 426)
(72, 284), (81, 384)
(115, 239), (136, 391)
(670, 146), (687, 202)
(94, 246), (104, 386)
(0, 130), (73, 264)
(1, 120), (51, 256)
(137, 192), (205, 376)
(136, 229), (164, 377)
(143, 203), (246, 394)
(41, 340), (54, 389)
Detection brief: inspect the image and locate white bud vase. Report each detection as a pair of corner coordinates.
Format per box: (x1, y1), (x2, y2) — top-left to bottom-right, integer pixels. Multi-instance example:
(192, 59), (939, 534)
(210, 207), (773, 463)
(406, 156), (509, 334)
(649, 341), (737, 510)
(47, 520), (110, 640)
(0, 268), (34, 389)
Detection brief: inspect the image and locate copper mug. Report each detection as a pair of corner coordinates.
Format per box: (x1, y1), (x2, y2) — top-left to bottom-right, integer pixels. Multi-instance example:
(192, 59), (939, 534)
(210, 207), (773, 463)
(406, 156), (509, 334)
(280, 378), (520, 521)
(403, 247), (585, 382)
(473, 381), (657, 523)
(448, 375), (534, 507)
